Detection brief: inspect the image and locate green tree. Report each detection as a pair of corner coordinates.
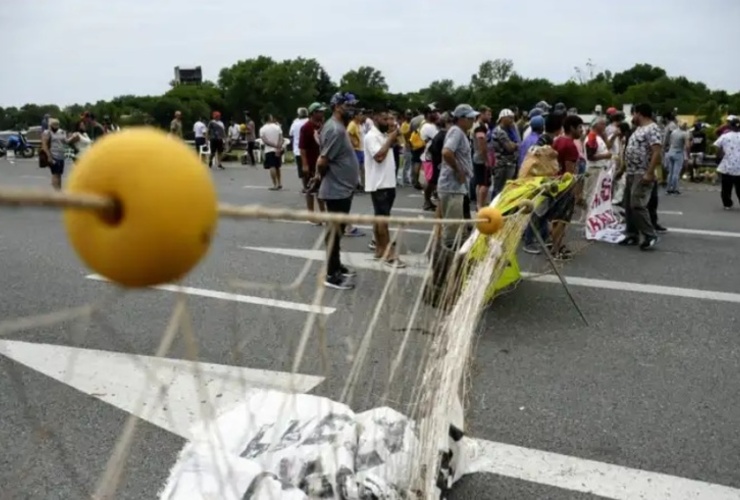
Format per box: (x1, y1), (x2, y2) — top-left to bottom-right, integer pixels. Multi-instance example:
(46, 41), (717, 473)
(611, 64), (667, 95)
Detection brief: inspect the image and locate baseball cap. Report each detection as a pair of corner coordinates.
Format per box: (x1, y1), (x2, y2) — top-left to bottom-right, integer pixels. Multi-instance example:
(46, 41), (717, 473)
(330, 92), (358, 107)
(535, 100), (551, 111)
(529, 108), (545, 118)
(452, 104), (479, 119)
(498, 108), (515, 121)
(606, 107), (618, 115)
(308, 102), (326, 114)
(727, 114), (738, 122)
(529, 115), (545, 131)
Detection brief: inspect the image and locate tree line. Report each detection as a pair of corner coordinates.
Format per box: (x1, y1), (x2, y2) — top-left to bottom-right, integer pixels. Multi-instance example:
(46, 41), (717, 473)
(1, 58), (738, 137)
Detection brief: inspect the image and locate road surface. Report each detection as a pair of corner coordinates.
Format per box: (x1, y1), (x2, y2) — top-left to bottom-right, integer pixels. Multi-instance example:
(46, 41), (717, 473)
(1, 158), (740, 499)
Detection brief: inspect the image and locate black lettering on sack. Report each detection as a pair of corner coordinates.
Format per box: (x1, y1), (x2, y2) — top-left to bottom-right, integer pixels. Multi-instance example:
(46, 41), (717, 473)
(239, 423), (275, 459)
(273, 418), (314, 450)
(302, 413), (355, 445)
(241, 471), (294, 499)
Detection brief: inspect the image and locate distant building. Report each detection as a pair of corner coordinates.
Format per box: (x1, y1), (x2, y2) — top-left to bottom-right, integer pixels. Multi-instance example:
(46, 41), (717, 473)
(173, 66), (203, 85)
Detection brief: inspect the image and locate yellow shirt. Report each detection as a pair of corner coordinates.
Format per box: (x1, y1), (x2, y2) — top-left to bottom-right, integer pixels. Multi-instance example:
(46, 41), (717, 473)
(399, 122), (410, 147)
(347, 120), (363, 151)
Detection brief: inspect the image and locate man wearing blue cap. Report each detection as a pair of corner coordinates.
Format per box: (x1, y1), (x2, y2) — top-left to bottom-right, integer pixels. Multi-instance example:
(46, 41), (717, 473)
(438, 104), (479, 248)
(518, 115), (545, 169)
(317, 92), (361, 290)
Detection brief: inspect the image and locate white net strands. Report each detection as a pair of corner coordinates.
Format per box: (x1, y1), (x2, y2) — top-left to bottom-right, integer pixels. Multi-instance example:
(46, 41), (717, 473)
(0, 179), (533, 499)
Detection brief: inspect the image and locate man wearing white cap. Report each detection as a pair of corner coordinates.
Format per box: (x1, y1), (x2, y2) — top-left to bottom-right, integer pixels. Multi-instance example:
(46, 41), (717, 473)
(490, 108), (519, 198)
(437, 104), (478, 248)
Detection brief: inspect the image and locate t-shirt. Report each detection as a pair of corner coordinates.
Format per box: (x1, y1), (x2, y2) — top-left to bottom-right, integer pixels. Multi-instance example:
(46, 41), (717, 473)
(363, 126), (396, 192)
(347, 120), (363, 151)
(662, 121), (678, 152)
(714, 131), (740, 176)
(668, 128), (689, 153)
(207, 120), (225, 140)
(471, 121), (488, 165)
(400, 121), (411, 148)
(625, 122), (662, 175)
(690, 129), (707, 153)
(585, 132), (609, 169)
(259, 122), (283, 154)
(298, 120), (321, 169)
(437, 125), (473, 195)
(318, 117), (360, 200)
(518, 132), (540, 167)
(193, 121), (206, 138)
(552, 136), (579, 174)
(430, 129), (447, 170)
(229, 124), (241, 140)
(420, 122), (438, 161)
(170, 119), (183, 138)
(244, 120), (256, 141)
(491, 126), (517, 169)
(43, 129), (67, 161)
(289, 118), (308, 155)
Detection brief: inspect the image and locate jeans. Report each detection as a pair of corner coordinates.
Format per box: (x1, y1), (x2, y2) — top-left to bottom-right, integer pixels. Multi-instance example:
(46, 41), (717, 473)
(323, 196), (353, 277)
(666, 151), (684, 191)
(438, 192), (470, 249)
(523, 214), (549, 247)
(492, 164), (516, 199)
(720, 173), (740, 208)
(624, 173), (656, 238)
(399, 148), (412, 184)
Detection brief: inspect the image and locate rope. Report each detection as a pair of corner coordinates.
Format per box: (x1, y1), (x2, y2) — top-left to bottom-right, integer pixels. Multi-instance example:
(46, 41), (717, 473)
(0, 186), (509, 227)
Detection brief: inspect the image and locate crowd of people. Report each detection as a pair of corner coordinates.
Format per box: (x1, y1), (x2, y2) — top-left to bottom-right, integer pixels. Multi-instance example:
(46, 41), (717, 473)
(30, 99), (740, 291)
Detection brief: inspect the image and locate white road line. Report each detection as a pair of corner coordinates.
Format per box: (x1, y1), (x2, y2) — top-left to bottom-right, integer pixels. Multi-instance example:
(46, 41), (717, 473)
(243, 247), (740, 304)
(85, 274), (336, 315)
(523, 274), (740, 304)
(667, 227), (740, 238)
(20, 174), (47, 179)
(469, 438), (740, 500)
(271, 218), (435, 235)
(0, 339), (324, 439)
(658, 210), (683, 215)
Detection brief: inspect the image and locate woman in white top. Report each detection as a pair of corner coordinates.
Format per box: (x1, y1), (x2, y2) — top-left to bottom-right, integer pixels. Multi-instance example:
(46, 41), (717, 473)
(714, 118), (740, 209)
(67, 120), (93, 161)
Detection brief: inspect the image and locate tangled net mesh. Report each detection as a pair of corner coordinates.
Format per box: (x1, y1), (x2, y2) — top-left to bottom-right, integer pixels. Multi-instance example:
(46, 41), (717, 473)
(0, 182), (535, 500)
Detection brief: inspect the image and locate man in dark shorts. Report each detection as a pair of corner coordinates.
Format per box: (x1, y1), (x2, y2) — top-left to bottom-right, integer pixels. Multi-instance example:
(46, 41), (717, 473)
(207, 111), (226, 169)
(364, 108), (405, 268)
(317, 92), (361, 290)
(299, 102), (327, 218)
(259, 114), (284, 190)
(471, 106), (492, 210)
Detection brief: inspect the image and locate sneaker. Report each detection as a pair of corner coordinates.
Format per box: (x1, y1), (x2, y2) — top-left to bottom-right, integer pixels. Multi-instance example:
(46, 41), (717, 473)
(673, 190), (682, 195)
(423, 202), (437, 212)
(384, 258), (407, 269)
(553, 249), (573, 261)
(654, 224), (668, 233)
(640, 235), (659, 251)
(368, 240), (377, 251)
(344, 227), (365, 237)
(724, 206), (732, 211)
(522, 244), (541, 255)
(324, 274), (354, 290)
(339, 265), (357, 278)
(619, 236), (639, 246)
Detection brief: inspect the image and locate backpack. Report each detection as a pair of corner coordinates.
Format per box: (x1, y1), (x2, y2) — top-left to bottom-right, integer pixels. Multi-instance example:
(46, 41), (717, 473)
(409, 120), (426, 150)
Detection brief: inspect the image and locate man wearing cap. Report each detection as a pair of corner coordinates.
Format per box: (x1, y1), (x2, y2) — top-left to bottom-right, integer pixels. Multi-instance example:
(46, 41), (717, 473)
(290, 108), (309, 182)
(490, 109), (519, 198)
(317, 92), (361, 290)
(437, 104), (478, 249)
(471, 106), (493, 210)
(299, 103), (327, 217)
(207, 111), (226, 169)
(518, 115), (545, 168)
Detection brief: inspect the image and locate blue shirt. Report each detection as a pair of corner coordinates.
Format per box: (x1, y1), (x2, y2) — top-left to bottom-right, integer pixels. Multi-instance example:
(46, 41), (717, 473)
(518, 132), (541, 167)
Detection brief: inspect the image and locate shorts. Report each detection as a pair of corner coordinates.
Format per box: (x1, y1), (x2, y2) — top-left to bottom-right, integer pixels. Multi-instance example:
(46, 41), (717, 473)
(209, 138), (224, 154)
(264, 151), (282, 169)
(50, 158), (65, 175)
(545, 189), (576, 224)
(411, 148), (424, 164)
(355, 151), (365, 166)
(473, 163), (491, 187)
(370, 188), (396, 216)
(194, 137), (206, 151)
(295, 155), (303, 178)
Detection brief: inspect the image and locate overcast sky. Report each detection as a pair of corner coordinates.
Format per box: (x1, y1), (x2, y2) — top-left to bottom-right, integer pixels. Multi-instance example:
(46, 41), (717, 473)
(2, 0), (738, 108)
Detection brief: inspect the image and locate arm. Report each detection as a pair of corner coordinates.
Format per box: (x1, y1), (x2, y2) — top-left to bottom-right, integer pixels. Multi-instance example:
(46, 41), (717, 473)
(644, 126), (664, 181)
(370, 130), (399, 163)
(317, 128), (339, 177)
(475, 127), (488, 165)
(41, 131), (52, 158)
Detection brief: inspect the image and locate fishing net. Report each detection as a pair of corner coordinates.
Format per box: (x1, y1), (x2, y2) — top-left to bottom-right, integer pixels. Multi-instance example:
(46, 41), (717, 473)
(0, 129), (554, 500)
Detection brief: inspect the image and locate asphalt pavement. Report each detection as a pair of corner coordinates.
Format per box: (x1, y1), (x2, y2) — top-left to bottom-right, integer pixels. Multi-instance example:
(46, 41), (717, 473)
(1, 158), (740, 499)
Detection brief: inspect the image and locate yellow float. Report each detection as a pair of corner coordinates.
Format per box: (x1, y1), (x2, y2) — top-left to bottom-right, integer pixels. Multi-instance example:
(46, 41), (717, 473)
(62, 128), (218, 288)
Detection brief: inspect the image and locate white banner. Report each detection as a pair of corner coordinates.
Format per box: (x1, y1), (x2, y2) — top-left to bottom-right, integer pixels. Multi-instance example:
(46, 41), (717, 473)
(584, 167), (625, 243)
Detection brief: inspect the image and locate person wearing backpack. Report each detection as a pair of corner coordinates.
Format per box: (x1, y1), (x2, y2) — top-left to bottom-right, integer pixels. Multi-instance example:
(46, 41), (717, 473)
(408, 104), (438, 190)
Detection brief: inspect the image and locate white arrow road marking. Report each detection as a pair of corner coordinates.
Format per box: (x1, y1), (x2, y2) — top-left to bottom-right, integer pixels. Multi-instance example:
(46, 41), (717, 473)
(0, 340), (324, 439)
(85, 274), (336, 315)
(243, 247), (740, 304)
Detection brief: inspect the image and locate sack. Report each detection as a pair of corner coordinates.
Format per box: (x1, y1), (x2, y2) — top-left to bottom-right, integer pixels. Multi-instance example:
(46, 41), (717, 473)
(422, 161), (434, 182)
(518, 146), (559, 178)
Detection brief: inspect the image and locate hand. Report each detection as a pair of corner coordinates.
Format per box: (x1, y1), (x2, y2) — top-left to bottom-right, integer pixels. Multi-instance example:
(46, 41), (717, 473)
(276, 148), (283, 155)
(641, 171), (655, 184)
(455, 170), (466, 184)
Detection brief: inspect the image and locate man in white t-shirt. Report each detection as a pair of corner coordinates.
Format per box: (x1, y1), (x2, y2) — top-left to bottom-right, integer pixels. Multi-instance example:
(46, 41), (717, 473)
(193, 117), (207, 156)
(259, 114), (284, 190)
(364, 109), (405, 268)
(419, 117), (439, 211)
(289, 107), (309, 181)
(227, 121), (241, 151)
